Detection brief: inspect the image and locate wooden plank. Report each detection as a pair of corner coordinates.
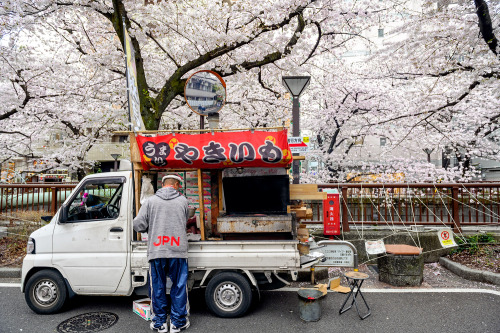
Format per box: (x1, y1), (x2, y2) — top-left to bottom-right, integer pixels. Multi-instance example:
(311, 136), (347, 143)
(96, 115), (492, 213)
(134, 168), (142, 241)
(114, 126), (284, 135)
(218, 170), (223, 212)
(290, 193), (327, 200)
(133, 162), (143, 171)
(211, 170), (219, 236)
(129, 133), (142, 163)
(290, 183), (327, 200)
(198, 169), (206, 241)
(290, 184), (318, 194)
(290, 184), (327, 200)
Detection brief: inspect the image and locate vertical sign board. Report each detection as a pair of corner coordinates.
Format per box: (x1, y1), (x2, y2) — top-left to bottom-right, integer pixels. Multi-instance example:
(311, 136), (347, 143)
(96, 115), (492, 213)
(123, 23), (146, 132)
(323, 193), (340, 235)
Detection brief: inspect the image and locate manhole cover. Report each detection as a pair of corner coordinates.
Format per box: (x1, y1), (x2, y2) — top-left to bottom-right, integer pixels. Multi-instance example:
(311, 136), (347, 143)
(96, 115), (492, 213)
(57, 312), (118, 333)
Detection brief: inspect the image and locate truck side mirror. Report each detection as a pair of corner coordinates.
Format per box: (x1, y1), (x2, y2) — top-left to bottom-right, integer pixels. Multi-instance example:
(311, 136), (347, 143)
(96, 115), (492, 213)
(58, 204), (68, 223)
(41, 216), (53, 222)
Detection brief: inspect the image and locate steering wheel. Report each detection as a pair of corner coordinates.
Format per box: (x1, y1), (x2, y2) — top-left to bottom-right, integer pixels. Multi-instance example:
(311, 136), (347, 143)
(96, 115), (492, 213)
(106, 204), (120, 218)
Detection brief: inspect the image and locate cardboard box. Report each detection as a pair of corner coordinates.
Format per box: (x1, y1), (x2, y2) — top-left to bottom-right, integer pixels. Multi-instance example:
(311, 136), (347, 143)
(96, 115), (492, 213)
(186, 187), (211, 196)
(133, 298), (152, 321)
(185, 171), (211, 179)
(185, 180), (210, 189)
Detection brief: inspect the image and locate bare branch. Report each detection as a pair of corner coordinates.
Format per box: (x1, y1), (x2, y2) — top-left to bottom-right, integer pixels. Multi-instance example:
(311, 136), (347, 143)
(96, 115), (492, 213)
(145, 31), (180, 67)
(301, 21), (322, 65)
(474, 0), (498, 57)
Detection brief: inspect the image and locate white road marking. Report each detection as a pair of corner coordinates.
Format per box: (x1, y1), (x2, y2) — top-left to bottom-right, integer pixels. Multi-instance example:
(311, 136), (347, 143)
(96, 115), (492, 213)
(0, 283), (21, 288)
(276, 287), (500, 296)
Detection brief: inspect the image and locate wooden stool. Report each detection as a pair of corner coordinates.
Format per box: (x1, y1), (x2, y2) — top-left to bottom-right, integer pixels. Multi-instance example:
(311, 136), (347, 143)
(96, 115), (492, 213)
(339, 271), (371, 320)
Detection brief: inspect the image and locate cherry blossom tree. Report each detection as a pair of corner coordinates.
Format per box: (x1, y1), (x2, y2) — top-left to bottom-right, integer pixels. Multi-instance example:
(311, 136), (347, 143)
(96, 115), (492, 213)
(362, 0), (500, 180)
(1, 0), (382, 178)
(1, 0), (497, 183)
(302, 0), (499, 183)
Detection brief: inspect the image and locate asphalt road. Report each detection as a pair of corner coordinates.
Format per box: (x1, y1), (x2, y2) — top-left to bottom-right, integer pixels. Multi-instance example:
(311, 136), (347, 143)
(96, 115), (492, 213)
(0, 286), (499, 333)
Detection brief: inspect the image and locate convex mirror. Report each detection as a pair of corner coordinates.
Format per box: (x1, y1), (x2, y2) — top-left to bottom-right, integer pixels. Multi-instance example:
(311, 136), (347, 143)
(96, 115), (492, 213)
(184, 70), (226, 116)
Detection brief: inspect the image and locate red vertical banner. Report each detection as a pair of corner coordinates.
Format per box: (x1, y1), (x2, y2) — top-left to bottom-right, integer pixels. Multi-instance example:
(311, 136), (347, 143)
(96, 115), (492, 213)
(323, 193), (340, 235)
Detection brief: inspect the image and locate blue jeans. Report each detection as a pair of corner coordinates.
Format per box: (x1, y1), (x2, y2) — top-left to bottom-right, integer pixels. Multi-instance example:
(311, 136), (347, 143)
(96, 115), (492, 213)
(149, 258), (189, 328)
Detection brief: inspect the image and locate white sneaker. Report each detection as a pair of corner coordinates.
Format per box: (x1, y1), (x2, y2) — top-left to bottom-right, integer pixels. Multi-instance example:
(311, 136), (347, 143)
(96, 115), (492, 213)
(170, 318), (190, 333)
(150, 321), (168, 333)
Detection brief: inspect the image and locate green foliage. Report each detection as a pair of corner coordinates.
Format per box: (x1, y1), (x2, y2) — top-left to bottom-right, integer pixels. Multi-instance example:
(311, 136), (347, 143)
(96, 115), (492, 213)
(452, 233), (496, 255)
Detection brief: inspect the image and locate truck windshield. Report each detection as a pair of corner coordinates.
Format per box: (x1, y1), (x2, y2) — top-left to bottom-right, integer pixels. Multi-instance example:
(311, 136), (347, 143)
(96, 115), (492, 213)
(67, 181), (123, 222)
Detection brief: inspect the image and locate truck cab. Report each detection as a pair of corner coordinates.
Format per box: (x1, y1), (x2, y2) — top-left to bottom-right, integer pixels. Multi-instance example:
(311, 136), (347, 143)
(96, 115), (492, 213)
(22, 172), (135, 312)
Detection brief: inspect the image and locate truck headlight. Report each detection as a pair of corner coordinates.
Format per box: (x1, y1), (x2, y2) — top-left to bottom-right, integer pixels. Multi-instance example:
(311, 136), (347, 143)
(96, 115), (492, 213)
(27, 237), (35, 254)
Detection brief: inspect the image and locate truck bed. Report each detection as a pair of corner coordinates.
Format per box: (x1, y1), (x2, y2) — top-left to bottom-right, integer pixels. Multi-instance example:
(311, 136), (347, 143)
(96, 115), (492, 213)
(131, 240), (301, 271)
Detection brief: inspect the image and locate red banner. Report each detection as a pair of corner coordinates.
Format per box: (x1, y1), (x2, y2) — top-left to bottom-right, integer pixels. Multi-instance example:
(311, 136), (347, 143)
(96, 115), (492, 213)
(136, 130), (293, 170)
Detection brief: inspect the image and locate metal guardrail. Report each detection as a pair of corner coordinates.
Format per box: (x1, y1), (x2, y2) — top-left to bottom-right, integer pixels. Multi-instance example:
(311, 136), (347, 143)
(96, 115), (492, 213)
(0, 183), (78, 215)
(2, 182), (500, 232)
(303, 183), (500, 233)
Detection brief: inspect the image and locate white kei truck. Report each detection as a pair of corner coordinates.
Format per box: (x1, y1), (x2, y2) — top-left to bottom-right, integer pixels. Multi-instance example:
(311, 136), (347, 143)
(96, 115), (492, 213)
(21, 169), (323, 318)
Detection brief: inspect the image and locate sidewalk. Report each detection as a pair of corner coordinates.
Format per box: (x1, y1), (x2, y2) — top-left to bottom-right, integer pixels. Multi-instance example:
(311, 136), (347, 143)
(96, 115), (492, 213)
(293, 262), (500, 292)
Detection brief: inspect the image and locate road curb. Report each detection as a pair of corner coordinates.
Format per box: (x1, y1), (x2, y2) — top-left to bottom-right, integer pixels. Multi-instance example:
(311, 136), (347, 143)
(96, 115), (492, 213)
(0, 267), (21, 279)
(439, 257), (500, 286)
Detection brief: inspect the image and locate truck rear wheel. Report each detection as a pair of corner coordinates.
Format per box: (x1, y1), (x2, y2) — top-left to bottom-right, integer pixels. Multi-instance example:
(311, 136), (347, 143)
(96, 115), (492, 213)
(205, 272), (252, 318)
(25, 270), (67, 314)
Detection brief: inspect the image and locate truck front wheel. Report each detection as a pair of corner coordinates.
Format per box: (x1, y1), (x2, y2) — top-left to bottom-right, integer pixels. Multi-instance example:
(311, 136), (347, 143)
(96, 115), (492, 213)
(25, 270), (67, 314)
(205, 272), (252, 318)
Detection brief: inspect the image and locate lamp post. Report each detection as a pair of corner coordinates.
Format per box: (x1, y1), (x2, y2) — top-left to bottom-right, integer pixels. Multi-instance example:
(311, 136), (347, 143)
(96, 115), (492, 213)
(111, 154), (121, 172)
(282, 76), (311, 184)
(423, 148), (434, 163)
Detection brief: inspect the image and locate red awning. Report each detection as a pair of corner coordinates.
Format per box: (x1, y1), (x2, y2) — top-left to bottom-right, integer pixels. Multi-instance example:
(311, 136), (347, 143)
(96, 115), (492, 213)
(136, 130), (293, 170)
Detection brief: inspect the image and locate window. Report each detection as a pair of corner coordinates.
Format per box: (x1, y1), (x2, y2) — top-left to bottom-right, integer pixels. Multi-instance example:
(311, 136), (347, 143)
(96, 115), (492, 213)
(111, 135), (129, 143)
(378, 28), (384, 37)
(380, 137), (387, 146)
(66, 179), (124, 222)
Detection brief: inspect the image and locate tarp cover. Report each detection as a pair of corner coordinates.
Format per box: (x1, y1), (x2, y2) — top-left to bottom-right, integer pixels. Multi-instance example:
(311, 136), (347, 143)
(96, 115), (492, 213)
(136, 130), (292, 170)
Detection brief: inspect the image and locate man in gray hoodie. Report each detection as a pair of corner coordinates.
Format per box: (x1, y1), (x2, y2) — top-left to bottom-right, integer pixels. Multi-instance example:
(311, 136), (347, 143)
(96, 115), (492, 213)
(133, 175), (190, 333)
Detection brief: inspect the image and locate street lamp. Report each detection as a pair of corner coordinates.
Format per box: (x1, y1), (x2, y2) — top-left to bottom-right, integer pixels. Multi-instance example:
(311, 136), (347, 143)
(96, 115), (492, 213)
(111, 154), (121, 172)
(282, 76), (311, 184)
(423, 148), (434, 163)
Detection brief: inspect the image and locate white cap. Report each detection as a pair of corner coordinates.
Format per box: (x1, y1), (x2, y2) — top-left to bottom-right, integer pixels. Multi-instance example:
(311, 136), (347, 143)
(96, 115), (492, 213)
(162, 174), (182, 183)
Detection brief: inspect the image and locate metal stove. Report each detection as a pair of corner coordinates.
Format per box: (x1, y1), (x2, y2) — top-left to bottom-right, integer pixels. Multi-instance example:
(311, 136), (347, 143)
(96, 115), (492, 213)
(217, 173), (295, 239)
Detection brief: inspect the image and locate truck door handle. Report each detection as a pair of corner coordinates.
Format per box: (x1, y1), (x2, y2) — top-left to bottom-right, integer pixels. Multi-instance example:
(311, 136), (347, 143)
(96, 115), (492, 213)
(110, 227), (123, 232)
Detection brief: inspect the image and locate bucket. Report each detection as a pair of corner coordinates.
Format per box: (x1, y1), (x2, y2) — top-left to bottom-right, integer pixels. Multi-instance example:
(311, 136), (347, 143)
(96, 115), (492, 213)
(297, 289), (323, 322)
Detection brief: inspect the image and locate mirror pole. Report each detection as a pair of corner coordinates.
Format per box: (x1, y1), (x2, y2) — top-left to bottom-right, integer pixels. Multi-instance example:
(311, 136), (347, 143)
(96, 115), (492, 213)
(200, 115), (205, 133)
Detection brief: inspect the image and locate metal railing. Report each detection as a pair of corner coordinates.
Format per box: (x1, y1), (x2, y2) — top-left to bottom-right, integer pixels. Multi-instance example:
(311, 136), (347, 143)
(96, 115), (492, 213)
(303, 183), (500, 232)
(2, 182), (500, 232)
(0, 183), (77, 215)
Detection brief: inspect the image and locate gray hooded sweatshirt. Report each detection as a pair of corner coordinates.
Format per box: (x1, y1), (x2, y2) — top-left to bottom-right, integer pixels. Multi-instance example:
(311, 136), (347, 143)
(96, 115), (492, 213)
(133, 187), (189, 261)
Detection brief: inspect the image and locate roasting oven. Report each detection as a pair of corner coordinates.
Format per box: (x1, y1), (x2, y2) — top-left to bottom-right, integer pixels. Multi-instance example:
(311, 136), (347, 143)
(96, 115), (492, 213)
(217, 169), (295, 240)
